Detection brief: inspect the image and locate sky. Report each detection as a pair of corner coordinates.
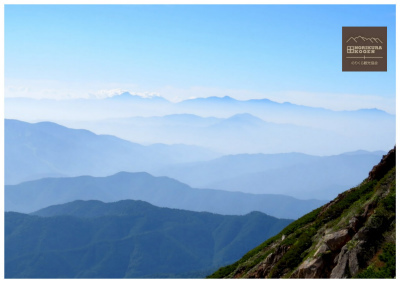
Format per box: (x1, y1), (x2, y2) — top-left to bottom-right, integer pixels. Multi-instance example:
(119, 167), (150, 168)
(4, 4), (397, 113)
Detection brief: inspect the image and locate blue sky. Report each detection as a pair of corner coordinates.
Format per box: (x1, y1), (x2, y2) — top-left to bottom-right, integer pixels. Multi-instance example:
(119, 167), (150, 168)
(4, 5), (396, 113)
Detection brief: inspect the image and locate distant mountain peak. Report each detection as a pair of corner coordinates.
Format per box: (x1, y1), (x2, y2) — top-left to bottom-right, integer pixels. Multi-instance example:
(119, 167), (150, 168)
(208, 113), (267, 129)
(226, 113), (266, 123)
(111, 92), (135, 99)
(355, 108), (390, 115)
(229, 113), (258, 119)
(205, 95), (236, 100)
(220, 95), (235, 100)
(108, 91), (166, 101)
(109, 171), (153, 178)
(181, 96), (238, 103)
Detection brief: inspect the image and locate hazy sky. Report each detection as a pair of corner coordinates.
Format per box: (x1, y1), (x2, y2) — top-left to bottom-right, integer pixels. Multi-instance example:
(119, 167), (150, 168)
(4, 5), (396, 113)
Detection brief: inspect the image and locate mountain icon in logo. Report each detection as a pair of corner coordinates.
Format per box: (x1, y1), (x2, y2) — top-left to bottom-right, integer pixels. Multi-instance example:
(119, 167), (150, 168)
(346, 36), (383, 43)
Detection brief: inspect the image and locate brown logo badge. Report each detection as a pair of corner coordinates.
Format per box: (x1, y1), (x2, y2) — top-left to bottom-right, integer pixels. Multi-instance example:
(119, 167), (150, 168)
(342, 27), (387, 72)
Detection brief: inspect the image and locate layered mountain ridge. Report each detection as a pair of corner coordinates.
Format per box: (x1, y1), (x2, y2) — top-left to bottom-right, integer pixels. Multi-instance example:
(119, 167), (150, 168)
(5, 199), (292, 278)
(5, 93), (395, 156)
(5, 171), (324, 219)
(5, 119), (385, 201)
(4, 119), (219, 185)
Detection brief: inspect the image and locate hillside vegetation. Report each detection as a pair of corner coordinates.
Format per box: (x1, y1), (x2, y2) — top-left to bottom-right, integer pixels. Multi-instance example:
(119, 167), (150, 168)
(208, 147), (396, 278)
(5, 200), (291, 278)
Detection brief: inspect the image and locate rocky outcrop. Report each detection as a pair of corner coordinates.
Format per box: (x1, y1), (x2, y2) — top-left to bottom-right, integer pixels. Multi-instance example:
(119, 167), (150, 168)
(247, 245), (290, 278)
(314, 243), (329, 256)
(348, 243), (362, 276)
(368, 146), (395, 181)
(324, 229), (352, 251)
(291, 229), (354, 278)
(293, 257), (325, 278)
(330, 246), (350, 278)
(330, 239), (372, 278)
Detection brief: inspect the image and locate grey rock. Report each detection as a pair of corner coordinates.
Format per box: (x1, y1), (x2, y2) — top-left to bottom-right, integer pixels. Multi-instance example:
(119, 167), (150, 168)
(324, 229), (351, 251)
(330, 246), (349, 278)
(249, 245), (289, 278)
(292, 257), (325, 278)
(348, 247), (360, 277)
(314, 243), (330, 257)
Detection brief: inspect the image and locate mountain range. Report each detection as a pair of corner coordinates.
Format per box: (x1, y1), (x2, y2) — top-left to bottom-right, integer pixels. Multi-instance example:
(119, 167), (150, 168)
(56, 113), (342, 155)
(4, 92), (395, 279)
(5, 171), (325, 219)
(155, 150), (385, 200)
(5, 93), (395, 155)
(5, 199), (292, 278)
(5, 118), (387, 201)
(4, 119), (219, 185)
